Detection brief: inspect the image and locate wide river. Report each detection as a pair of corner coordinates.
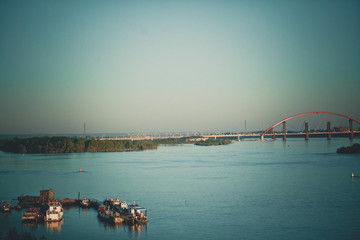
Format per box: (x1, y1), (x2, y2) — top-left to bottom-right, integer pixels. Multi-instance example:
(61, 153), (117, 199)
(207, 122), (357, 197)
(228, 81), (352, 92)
(1, 138), (360, 240)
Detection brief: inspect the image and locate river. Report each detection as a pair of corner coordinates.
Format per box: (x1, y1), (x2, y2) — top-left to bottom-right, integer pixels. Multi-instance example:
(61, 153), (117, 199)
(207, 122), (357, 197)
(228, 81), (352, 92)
(1, 138), (360, 240)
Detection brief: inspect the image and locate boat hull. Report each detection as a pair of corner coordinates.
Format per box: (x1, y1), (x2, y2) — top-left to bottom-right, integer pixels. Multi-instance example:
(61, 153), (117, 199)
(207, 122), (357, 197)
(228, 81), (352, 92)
(22, 216), (38, 222)
(45, 201), (63, 222)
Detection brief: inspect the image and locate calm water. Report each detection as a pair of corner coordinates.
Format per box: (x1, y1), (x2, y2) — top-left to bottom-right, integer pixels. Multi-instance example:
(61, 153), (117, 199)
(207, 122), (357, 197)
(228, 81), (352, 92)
(1, 138), (360, 240)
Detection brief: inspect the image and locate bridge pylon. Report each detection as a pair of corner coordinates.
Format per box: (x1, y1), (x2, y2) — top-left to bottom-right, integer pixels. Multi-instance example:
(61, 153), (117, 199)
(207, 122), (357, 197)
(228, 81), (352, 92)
(282, 121), (287, 141)
(327, 121), (331, 140)
(272, 134), (276, 140)
(305, 122), (309, 140)
(349, 119), (354, 139)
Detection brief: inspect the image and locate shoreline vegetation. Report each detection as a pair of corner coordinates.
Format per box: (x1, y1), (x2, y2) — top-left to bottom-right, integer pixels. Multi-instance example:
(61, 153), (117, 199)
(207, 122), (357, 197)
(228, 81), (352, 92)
(336, 143), (360, 154)
(0, 136), (234, 154)
(0, 137), (157, 154)
(195, 139), (232, 146)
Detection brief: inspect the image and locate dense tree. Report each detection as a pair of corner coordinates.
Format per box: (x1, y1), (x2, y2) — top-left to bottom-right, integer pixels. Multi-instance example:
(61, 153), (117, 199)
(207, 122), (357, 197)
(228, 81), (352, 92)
(195, 139), (232, 146)
(337, 143), (360, 154)
(0, 137), (157, 154)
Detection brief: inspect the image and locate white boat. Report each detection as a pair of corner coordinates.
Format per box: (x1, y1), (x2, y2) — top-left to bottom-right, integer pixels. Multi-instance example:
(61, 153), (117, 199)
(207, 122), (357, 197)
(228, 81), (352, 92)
(104, 198), (128, 211)
(80, 198), (90, 208)
(101, 199), (148, 224)
(128, 204), (148, 224)
(109, 198), (120, 206)
(1, 201), (11, 212)
(107, 198), (127, 207)
(119, 200), (128, 210)
(45, 201), (63, 222)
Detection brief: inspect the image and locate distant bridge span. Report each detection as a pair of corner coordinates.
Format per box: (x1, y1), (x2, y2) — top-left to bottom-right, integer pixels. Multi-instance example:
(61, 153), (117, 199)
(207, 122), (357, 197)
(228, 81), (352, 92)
(260, 111), (360, 141)
(98, 112), (360, 142)
(263, 112), (360, 134)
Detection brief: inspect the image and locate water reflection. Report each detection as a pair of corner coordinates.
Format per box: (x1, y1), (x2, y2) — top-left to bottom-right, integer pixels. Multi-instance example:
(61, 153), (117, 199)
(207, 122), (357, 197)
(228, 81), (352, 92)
(21, 222), (38, 229)
(98, 219), (147, 238)
(21, 220), (63, 232)
(46, 221), (63, 232)
(326, 139), (332, 152)
(128, 224), (147, 238)
(1, 211), (11, 218)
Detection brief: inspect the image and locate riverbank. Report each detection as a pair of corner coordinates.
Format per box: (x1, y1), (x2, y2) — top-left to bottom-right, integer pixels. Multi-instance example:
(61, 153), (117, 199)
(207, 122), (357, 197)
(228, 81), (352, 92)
(0, 136), (235, 154)
(0, 137), (157, 154)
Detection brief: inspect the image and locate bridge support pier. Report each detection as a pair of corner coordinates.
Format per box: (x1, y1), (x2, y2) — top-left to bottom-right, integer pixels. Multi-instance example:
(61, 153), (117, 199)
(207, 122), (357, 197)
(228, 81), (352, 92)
(260, 134), (264, 141)
(305, 122), (309, 140)
(261, 112), (360, 141)
(349, 119), (354, 139)
(327, 121), (331, 140)
(269, 128), (276, 140)
(282, 121), (287, 141)
(237, 135), (240, 141)
(272, 134), (276, 140)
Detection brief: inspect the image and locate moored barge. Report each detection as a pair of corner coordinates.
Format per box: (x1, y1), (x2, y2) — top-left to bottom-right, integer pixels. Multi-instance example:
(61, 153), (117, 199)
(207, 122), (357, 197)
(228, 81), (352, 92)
(22, 208), (42, 222)
(99, 199), (148, 225)
(98, 206), (124, 223)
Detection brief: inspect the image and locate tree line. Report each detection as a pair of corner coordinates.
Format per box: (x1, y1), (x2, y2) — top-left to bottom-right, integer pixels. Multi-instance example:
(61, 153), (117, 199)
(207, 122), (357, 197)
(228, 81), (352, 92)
(0, 137), (157, 154)
(195, 139), (232, 146)
(336, 143), (360, 154)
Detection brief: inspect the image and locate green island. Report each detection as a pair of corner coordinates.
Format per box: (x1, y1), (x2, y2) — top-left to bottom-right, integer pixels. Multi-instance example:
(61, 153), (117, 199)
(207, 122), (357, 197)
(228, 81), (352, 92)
(0, 137), (157, 154)
(336, 143), (360, 154)
(195, 138), (232, 146)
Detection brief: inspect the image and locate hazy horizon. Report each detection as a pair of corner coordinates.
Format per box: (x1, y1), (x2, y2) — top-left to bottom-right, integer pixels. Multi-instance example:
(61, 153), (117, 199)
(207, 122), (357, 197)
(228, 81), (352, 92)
(1, 0), (359, 134)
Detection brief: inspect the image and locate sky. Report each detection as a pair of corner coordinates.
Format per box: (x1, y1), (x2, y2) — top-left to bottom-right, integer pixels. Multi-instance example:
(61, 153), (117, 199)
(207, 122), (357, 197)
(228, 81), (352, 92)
(0, 0), (359, 134)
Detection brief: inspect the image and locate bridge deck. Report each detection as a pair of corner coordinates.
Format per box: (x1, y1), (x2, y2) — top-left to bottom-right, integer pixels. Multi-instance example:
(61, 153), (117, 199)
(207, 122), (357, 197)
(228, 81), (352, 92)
(98, 131), (360, 141)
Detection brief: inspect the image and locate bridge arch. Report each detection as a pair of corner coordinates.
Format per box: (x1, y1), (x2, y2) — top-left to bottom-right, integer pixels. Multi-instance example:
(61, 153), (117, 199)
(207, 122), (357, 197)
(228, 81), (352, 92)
(262, 112), (360, 135)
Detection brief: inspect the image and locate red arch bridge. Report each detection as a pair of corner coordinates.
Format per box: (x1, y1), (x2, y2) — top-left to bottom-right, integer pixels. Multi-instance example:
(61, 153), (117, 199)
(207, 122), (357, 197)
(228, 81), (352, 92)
(202, 112), (360, 141)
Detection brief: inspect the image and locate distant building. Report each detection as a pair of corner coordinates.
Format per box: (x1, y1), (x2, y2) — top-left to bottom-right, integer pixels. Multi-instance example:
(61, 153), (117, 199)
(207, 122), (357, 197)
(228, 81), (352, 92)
(17, 195), (40, 207)
(40, 189), (55, 203)
(18, 189), (56, 207)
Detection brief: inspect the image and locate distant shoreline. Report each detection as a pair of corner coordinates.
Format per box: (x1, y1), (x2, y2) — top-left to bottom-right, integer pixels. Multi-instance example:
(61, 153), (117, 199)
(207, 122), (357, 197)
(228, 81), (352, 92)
(0, 136), (157, 154)
(0, 136), (236, 154)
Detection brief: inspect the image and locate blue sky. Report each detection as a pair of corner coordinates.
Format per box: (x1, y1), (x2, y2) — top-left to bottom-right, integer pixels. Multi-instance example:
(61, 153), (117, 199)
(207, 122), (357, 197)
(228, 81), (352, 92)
(0, 0), (359, 134)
